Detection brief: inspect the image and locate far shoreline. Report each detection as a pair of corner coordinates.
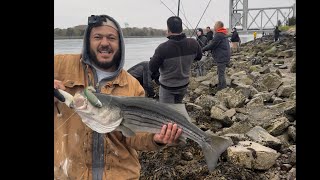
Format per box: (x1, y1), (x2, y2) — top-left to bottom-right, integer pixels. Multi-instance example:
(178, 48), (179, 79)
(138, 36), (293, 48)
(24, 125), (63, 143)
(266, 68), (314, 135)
(54, 36), (167, 40)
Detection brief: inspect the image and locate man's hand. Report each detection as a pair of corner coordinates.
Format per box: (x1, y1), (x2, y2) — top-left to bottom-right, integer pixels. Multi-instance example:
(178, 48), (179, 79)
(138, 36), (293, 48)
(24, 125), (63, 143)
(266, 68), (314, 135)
(153, 123), (182, 145)
(54, 80), (66, 103)
(54, 80), (66, 90)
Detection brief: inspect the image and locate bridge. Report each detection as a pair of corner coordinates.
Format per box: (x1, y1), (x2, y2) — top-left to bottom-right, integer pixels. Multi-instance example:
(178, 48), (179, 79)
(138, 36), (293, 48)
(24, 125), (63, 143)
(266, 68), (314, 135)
(229, 0), (296, 34)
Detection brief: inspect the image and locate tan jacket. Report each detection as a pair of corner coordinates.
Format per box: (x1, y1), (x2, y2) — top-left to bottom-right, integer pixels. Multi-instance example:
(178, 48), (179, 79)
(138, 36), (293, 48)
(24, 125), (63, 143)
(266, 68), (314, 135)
(54, 54), (163, 179)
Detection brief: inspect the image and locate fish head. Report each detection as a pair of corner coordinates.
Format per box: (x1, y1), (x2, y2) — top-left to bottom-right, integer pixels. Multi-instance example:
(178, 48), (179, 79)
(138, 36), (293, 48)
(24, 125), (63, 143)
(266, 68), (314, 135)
(71, 91), (123, 133)
(71, 91), (89, 110)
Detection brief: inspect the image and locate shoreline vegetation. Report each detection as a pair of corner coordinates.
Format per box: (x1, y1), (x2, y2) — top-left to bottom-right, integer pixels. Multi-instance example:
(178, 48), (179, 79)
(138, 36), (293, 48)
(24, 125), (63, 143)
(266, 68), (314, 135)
(54, 36), (166, 40)
(54, 25), (295, 40)
(54, 25), (197, 40)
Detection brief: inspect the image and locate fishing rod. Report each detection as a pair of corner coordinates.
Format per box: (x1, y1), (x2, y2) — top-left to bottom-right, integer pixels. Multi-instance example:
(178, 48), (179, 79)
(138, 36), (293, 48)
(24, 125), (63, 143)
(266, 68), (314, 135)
(190, 0), (212, 38)
(177, 0), (180, 16)
(160, 0), (194, 36)
(179, 0), (195, 32)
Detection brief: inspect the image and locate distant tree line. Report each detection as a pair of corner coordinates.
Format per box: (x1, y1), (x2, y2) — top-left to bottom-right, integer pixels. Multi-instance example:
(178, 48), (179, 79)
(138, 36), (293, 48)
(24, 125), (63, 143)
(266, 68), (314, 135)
(54, 25), (198, 38)
(54, 25), (166, 37)
(277, 17), (296, 27)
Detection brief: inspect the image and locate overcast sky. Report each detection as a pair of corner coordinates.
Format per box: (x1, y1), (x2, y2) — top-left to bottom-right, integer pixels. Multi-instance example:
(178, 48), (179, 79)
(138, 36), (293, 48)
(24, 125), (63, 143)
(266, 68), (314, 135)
(54, 0), (295, 29)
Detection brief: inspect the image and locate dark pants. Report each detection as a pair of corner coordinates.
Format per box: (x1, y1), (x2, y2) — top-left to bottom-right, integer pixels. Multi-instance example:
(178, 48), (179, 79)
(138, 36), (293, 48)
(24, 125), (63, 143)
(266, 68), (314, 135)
(159, 86), (188, 103)
(217, 62), (227, 90)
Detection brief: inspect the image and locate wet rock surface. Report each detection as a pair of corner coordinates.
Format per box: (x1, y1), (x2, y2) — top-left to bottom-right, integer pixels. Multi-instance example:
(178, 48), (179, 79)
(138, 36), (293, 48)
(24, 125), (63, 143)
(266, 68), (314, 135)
(140, 33), (296, 179)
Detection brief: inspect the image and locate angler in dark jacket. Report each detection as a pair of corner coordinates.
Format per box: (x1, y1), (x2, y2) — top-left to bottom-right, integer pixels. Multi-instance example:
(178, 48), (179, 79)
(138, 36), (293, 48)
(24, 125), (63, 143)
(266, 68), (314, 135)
(196, 28), (208, 48)
(202, 21), (230, 90)
(206, 26), (214, 42)
(274, 26), (281, 41)
(149, 16), (202, 103)
(128, 61), (159, 98)
(230, 27), (240, 52)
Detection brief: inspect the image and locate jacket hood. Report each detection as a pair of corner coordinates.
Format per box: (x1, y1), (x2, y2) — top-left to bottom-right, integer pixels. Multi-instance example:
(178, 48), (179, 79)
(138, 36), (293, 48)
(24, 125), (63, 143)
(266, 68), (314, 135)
(81, 15), (125, 82)
(167, 33), (186, 41)
(216, 27), (228, 35)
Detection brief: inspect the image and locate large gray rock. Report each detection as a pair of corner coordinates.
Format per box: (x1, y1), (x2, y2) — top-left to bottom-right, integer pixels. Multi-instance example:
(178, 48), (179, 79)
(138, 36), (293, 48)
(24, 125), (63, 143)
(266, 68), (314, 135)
(211, 120), (223, 130)
(277, 49), (294, 58)
(226, 91), (247, 108)
(264, 117), (290, 136)
(189, 77), (200, 90)
(264, 46), (277, 57)
(200, 80), (211, 86)
(245, 126), (282, 150)
(278, 65), (288, 69)
(194, 75), (209, 82)
(250, 71), (261, 79)
(227, 141), (280, 170)
(233, 61), (251, 72)
(274, 60), (285, 65)
(194, 85), (209, 94)
(225, 108), (236, 118)
(246, 106), (280, 126)
(234, 84), (251, 98)
(287, 126), (296, 142)
(276, 85), (295, 98)
(216, 88), (247, 108)
(247, 96), (264, 107)
(268, 100), (296, 113)
(259, 66), (271, 74)
(276, 133), (291, 148)
(235, 113), (248, 122)
(210, 106), (225, 120)
(194, 95), (219, 110)
(259, 73), (283, 91)
(185, 103), (203, 111)
(234, 85), (259, 99)
(252, 81), (268, 92)
(273, 97), (284, 104)
(230, 71), (254, 86)
(210, 106), (233, 126)
(252, 91), (272, 102)
(223, 133), (248, 144)
(249, 65), (262, 73)
(284, 103), (296, 117)
(219, 120), (253, 135)
(249, 86), (259, 98)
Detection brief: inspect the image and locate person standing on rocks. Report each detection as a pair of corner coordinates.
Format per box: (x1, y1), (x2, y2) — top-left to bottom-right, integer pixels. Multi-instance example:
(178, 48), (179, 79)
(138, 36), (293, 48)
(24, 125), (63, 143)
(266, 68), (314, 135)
(230, 27), (240, 52)
(206, 26), (214, 43)
(253, 31), (257, 41)
(149, 16), (202, 103)
(202, 21), (230, 90)
(274, 26), (281, 42)
(196, 28), (208, 48)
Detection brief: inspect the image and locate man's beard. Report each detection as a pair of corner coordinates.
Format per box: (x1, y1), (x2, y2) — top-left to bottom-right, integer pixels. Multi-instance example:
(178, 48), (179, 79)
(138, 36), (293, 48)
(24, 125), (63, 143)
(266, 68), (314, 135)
(90, 48), (121, 70)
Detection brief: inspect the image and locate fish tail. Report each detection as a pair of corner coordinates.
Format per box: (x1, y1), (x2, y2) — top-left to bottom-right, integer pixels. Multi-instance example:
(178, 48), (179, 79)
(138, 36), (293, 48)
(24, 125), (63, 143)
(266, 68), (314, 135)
(201, 135), (233, 171)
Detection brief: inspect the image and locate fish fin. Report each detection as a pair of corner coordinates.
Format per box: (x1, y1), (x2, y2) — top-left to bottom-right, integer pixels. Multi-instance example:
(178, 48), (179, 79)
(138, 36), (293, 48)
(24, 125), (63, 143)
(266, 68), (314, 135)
(165, 103), (192, 122)
(202, 134), (233, 171)
(116, 124), (136, 137)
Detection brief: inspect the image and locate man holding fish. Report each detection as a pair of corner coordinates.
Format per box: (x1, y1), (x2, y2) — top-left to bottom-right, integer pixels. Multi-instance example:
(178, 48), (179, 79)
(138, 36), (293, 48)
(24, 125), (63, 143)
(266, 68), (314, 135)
(54, 14), (232, 179)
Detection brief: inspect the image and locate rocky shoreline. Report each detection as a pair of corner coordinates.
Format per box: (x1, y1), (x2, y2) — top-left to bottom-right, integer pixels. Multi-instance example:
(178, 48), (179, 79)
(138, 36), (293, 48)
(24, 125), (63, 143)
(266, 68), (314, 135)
(139, 30), (296, 180)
